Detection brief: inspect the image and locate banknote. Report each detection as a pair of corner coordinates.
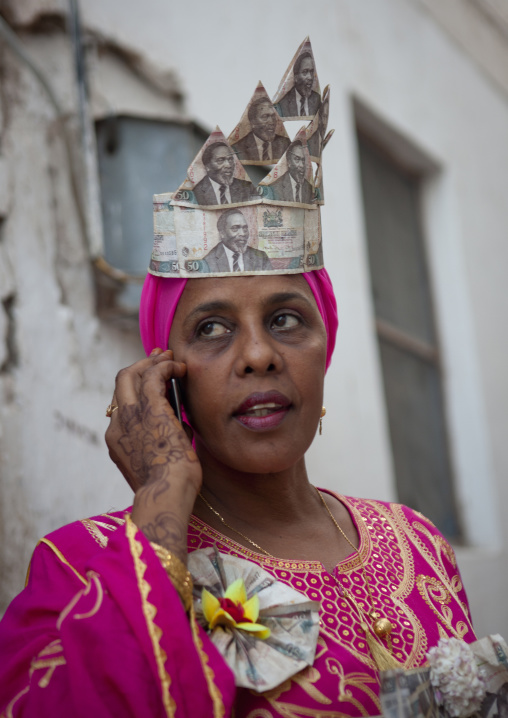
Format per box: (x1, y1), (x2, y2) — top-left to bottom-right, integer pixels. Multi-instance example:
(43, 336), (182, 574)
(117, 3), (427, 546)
(380, 667), (438, 718)
(303, 204), (323, 269)
(228, 81), (291, 166)
(272, 36), (322, 121)
(171, 127), (259, 210)
(150, 193), (322, 278)
(379, 635), (508, 718)
(307, 85), (330, 162)
(258, 126), (318, 206)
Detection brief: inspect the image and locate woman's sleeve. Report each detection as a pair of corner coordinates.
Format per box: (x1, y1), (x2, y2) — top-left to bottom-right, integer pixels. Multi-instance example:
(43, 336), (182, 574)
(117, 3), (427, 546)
(0, 518), (235, 718)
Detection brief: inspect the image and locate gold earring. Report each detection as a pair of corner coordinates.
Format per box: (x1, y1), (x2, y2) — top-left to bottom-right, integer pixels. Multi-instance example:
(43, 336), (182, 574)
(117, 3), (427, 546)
(319, 407), (326, 435)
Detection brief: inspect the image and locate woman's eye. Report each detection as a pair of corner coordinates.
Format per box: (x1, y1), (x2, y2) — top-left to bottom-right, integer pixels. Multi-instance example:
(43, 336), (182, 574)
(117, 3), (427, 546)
(272, 314), (300, 330)
(198, 321), (229, 337)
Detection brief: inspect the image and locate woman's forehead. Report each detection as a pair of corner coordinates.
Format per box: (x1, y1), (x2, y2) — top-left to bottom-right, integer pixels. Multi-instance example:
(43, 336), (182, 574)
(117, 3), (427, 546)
(180, 274), (314, 308)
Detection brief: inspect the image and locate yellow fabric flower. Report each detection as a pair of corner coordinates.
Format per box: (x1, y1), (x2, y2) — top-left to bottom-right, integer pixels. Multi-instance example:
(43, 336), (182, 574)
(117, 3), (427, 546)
(202, 578), (271, 639)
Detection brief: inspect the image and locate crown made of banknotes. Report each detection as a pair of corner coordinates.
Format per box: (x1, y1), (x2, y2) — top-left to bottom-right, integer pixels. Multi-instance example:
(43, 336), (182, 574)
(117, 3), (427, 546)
(150, 37), (334, 279)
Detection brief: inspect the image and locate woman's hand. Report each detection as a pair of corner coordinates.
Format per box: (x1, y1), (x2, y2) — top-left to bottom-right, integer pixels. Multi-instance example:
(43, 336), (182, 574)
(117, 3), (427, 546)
(106, 349), (202, 562)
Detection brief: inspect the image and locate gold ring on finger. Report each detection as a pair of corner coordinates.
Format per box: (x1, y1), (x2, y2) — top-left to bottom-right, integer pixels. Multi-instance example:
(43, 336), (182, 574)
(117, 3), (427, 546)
(106, 404), (119, 418)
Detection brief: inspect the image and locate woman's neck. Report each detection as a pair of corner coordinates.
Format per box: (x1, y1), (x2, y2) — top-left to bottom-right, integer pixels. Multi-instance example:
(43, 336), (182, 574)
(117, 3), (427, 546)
(192, 441), (359, 569)
(193, 447), (323, 534)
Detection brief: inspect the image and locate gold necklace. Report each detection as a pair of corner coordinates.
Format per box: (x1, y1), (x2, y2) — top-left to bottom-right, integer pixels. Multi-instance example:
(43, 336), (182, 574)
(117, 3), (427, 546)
(198, 492), (275, 557)
(197, 488), (400, 669)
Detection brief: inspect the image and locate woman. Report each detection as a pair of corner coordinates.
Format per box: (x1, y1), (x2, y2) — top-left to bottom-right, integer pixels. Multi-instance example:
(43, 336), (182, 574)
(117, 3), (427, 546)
(0, 268), (476, 717)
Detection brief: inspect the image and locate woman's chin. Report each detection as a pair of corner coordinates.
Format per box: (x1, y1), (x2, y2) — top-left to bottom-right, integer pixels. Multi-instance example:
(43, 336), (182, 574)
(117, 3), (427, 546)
(197, 436), (308, 476)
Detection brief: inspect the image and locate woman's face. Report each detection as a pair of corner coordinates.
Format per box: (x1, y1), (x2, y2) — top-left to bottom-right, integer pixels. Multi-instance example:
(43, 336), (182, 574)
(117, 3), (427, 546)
(169, 274), (327, 474)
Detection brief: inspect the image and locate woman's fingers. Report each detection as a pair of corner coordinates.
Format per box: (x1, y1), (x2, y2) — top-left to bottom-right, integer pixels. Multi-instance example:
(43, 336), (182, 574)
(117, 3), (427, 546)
(138, 358), (185, 412)
(115, 350), (186, 409)
(113, 350), (182, 409)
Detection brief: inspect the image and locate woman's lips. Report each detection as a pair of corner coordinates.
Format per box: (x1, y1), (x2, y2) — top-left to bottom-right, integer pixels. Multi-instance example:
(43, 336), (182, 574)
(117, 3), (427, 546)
(233, 391), (291, 431)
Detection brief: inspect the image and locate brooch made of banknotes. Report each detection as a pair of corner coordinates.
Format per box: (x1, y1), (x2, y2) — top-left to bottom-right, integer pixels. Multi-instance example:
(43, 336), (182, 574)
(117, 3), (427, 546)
(188, 546), (320, 692)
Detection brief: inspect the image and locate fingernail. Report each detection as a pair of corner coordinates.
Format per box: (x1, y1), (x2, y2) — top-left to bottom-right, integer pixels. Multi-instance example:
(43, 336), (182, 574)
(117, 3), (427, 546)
(150, 348), (161, 356)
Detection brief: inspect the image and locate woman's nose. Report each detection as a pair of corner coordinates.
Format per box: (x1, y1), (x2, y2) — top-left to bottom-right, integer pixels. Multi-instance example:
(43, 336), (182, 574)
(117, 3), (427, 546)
(234, 327), (282, 376)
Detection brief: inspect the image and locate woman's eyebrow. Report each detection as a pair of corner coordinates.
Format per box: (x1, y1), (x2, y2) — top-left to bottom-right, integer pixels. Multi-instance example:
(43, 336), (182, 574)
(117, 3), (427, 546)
(263, 292), (313, 307)
(184, 300), (235, 325)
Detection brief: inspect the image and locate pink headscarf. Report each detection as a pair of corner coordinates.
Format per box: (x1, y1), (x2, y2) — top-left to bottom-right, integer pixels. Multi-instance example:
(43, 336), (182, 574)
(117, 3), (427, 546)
(139, 269), (338, 371)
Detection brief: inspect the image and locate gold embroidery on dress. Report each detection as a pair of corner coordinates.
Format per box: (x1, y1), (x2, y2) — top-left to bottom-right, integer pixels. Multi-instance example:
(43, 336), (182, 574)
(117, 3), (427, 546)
(56, 583), (87, 631)
(450, 575), (462, 593)
(81, 518), (109, 548)
(189, 605), (226, 718)
(39, 538), (88, 585)
(30, 639), (66, 689)
(437, 624), (449, 639)
(456, 621), (468, 639)
(293, 668), (332, 705)
(37, 639), (63, 656)
(31, 656), (66, 688)
(325, 659), (381, 715)
(126, 515), (176, 718)
(247, 700), (358, 717)
(80, 516), (123, 548)
(391, 505), (476, 639)
(73, 572), (104, 621)
(414, 522), (456, 574)
(416, 575), (463, 638)
(1, 685), (30, 718)
(260, 665), (331, 706)
(101, 512), (126, 526)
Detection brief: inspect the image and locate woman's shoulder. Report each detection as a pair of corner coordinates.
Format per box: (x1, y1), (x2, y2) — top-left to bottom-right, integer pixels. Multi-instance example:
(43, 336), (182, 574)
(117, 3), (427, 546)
(330, 493), (465, 594)
(34, 507), (131, 579)
(332, 492), (448, 543)
(341, 493), (437, 523)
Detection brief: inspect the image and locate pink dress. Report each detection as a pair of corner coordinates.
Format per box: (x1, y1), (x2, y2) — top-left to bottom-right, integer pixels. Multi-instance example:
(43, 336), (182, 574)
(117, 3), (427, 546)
(0, 493), (476, 717)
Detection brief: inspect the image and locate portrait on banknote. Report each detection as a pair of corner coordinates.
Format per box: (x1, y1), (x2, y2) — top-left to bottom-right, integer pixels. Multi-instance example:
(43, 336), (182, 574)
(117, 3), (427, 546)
(228, 82), (290, 165)
(172, 128), (258, 209)
(202, 207), (272, 273)
(273, 38), (321, 121)
(259, 130), (315, 205)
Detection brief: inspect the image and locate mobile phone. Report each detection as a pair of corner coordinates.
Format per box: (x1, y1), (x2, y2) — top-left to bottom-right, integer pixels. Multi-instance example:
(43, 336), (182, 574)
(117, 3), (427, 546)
(168, 377), (183, 425)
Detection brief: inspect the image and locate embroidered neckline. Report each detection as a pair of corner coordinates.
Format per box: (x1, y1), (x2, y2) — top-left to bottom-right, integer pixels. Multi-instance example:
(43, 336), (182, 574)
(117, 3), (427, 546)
(189, 491), (371, 573)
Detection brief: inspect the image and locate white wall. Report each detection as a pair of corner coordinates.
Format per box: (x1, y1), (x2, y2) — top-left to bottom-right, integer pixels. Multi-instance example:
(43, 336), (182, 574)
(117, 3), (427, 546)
(1, 0), (507, 638)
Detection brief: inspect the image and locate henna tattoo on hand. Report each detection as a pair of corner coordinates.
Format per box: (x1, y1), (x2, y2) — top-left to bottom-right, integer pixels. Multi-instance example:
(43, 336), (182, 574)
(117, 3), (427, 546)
(137, 475), (171, 506)
(121, 404), (142, 433)
(115, 402), (199, 489)
(140, 511), (187, 563)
